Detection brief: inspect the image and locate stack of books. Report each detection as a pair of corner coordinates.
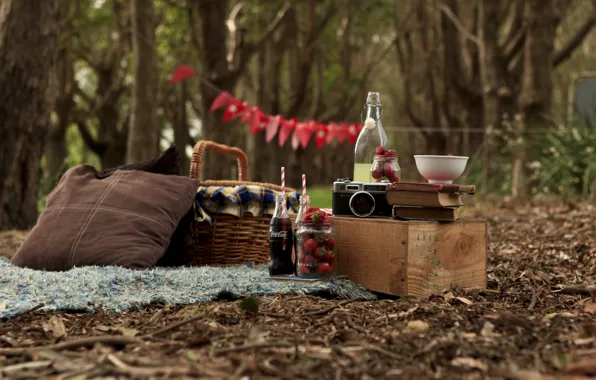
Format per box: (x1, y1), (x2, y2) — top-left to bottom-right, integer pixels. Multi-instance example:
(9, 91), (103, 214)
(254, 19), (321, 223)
(385, 182), (476, 221)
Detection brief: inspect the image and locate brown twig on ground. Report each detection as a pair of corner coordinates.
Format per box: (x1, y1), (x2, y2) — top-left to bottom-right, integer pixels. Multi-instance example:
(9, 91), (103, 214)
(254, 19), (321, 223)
(528, 288), (537, 310)
(0, 360), (53, 375)
(553, 285), (595, 295)
(213, 341), (294, 355)
(259, 298), (360, 318)
(106, 354), (197, 377)
(0, 335), (142, 355)
(142, 313), (205, 338)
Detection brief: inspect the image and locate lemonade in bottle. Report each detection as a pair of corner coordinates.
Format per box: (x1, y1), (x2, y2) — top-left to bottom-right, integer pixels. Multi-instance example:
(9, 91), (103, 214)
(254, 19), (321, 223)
(353, 92), (388, 182)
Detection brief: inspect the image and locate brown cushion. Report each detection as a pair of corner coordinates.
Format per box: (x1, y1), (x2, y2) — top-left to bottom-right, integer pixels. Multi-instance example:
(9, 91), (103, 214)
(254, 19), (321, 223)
(97, 145), (181, 179)
(11, 165), (199, 271)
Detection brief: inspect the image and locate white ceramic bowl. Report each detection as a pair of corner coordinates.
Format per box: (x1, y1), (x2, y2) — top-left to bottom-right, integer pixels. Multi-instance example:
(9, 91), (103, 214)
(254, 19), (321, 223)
(414, 155), (469, 184)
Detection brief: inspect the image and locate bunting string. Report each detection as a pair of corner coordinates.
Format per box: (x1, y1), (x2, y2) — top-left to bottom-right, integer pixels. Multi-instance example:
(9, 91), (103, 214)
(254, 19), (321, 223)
(170, 64), (363, 150)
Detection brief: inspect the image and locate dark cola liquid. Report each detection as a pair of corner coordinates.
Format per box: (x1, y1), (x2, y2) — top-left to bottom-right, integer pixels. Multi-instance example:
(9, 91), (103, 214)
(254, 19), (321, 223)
(269, 217), (294, 275)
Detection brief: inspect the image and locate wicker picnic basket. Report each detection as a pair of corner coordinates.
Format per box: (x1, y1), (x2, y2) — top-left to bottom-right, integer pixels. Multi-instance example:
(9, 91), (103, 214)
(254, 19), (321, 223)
(188, 140), (295, 267)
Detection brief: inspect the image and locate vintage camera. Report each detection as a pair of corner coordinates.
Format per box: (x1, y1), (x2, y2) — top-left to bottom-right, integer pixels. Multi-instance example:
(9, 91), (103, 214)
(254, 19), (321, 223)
(332, 179), (392, 218)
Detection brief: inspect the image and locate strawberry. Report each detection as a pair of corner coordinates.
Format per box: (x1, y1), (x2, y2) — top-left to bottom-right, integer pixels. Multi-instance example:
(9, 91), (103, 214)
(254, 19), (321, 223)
(315, 232), (327, 245)
(385, 150), (397, 158)
(317, 262), (333, 275)
(306, 210), (327, 224)
(371, 168), (383, 180)
(303, 239), (317, 254)
(323, 253), (334, 264)
(326, 239), (335, 250)
(306, 207), (320, 214)
(305, 254), (316, 265)
(297, 263), (309, 275)
(375, 146), (386, 155)
(315, 246), (329, 260)
(383, 162), (394, 177)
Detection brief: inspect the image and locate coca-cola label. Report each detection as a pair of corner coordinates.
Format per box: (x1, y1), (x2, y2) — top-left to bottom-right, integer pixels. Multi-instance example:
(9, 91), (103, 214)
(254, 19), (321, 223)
(270, 230), (288, 239)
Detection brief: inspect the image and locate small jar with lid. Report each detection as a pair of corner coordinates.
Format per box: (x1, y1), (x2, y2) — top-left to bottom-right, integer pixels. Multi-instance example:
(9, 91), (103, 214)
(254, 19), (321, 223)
(370, 150), (400, 183)
(294, 208), (336, 278)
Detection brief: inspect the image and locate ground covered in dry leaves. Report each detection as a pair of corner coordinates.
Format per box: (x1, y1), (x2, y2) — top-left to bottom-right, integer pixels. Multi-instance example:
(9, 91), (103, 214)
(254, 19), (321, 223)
(1, 201), (595, 379)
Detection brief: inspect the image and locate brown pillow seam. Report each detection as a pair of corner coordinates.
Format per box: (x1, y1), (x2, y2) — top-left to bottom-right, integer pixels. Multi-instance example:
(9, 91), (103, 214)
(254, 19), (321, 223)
(44, 205), (171, 231)
(68, 171), (124, 267)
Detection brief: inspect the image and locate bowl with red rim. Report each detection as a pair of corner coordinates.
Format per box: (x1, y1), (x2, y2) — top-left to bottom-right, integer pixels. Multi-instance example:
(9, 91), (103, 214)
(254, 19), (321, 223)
(413, 155), (469, 184)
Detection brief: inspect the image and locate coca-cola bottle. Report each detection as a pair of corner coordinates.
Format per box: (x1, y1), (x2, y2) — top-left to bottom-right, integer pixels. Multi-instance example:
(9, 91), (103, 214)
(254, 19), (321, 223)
(269, 195), (294, 276)
(293, 194), (310, 274)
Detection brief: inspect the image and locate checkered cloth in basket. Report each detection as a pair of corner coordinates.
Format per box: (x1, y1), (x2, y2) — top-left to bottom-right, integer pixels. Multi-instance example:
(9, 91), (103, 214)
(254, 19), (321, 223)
(193, 184), (300, 224)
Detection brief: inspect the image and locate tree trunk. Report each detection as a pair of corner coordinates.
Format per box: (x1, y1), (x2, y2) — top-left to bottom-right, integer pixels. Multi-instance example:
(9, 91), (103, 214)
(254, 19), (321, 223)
(515, 0), (563, 197)
(46, 44), (75, 184)
(193, 0), (241, 180)
(0, 0), (61, 230)
(479, 0), (506, 191)
(174, 83), (190, 176)
(127, 0), (159, 164)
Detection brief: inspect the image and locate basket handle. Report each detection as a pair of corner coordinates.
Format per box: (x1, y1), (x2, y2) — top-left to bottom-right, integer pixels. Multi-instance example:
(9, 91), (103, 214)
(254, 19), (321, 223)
(190, 140), (249, 181)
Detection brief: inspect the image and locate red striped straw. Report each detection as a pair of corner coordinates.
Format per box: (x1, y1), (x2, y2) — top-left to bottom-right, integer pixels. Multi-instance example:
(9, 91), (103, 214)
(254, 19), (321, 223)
(281, 167), (286, 217)
(302, 174), (306, 208)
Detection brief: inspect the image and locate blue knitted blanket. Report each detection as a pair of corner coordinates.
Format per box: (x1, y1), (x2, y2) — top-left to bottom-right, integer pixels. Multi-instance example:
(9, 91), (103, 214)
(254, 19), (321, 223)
(0, 258), (376, 320)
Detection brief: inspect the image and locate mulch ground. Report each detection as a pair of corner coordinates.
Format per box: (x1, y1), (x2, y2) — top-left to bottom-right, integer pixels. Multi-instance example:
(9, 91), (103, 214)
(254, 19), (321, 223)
(1, 200), (595, 379)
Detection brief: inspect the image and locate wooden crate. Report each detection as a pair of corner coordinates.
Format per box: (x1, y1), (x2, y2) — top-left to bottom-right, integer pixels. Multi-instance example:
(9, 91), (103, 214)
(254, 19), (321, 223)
(333, 216), (487, 298)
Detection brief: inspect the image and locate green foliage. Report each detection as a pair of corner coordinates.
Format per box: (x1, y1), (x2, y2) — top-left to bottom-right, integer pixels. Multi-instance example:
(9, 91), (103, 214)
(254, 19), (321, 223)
(531, 119), (596, 199)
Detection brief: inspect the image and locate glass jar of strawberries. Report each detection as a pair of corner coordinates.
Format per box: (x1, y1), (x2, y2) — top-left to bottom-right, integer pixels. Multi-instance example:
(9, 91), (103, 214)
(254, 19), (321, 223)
(295, 208), (336, 278)
(370, 146), (400, 183)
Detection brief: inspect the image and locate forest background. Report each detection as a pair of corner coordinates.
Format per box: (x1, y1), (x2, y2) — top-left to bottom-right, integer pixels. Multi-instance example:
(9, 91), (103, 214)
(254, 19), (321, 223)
(1, 0), (596, 230)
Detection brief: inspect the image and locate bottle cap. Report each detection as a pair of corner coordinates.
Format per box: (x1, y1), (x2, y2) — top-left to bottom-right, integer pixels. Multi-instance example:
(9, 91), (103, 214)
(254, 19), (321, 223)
(366, 92), (381, 106)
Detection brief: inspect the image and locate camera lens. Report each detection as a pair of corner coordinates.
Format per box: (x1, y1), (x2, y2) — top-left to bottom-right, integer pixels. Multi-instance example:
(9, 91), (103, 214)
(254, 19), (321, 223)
(348, 191), (376, 218)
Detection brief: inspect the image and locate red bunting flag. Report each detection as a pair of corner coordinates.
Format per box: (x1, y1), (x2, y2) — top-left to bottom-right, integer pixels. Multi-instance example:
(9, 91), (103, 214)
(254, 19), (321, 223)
(279, 118), (296, 147)
(170, 65), (196, 84)
(210, 92), (233, 111)
(249, 107), (267, 134)
(266, 115), (283, 142)
(291, 123), (303, 150)
(348, 123), (360, 145)
(337, 123), (349, 142)
(223, 100), (247, 122)
(208, 91), (362, 148)
(314, 123), (328, 149)
(298, 121), (316, 149)
(325, 122), (338, 145)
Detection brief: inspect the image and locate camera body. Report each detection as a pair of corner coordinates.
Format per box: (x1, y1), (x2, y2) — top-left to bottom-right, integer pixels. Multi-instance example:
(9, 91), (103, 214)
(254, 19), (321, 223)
(332, 178), (392, 218)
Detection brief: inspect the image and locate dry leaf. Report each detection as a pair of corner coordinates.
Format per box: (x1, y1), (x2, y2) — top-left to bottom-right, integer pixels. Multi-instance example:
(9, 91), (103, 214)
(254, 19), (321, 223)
(574, 337), (596, 346)
(406, 320), (429, 333)
(451, 357), (488, 371)
(480, 321), (500, 337)
(114, 327), (139, 337)
(578, 297), (591, 306)
(443, 292), (454, 302)
(42, 315), (67, 338)
(455, 297), (473, 305)
(583, 301), (596, 314)
(385, 305), (419, 319)
(463, 332), (477, 339)
(95, 325), (138, 336)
